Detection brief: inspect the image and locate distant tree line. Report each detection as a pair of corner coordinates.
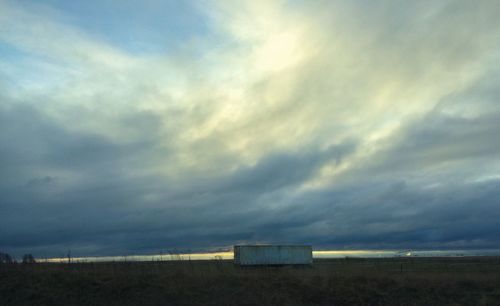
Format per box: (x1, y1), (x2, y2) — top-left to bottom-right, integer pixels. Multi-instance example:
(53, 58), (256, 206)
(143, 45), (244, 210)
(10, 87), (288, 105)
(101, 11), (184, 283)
(0, 252), (13, 264)
(0, 252), (37, 264)
(22, 254), (36, 264)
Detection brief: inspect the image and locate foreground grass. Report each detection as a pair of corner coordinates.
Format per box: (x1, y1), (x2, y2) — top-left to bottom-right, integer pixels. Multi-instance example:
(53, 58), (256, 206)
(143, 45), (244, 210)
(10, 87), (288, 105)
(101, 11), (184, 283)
(1, 257), (500, 305)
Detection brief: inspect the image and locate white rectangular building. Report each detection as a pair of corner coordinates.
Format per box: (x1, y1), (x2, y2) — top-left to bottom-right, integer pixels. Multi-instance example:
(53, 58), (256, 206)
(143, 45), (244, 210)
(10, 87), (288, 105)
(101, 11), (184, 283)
(234, 245), (313, 266)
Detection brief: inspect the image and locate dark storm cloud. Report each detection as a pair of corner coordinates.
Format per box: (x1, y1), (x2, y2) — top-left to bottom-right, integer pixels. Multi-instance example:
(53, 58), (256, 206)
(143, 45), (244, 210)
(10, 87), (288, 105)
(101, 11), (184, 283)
(2, 77), (500, 257)
(0, 103), (357, 256)
(217, 141), (356, 194)
(0, 92), (500, 255)
(216, 71), (500, 251)
(244, 178), (500, 250)
(0, 104), (168, 254)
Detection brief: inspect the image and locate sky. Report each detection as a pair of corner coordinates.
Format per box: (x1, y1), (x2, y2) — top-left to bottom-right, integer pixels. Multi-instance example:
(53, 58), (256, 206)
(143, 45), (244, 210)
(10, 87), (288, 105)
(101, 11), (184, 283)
(1, 0), (500, 258)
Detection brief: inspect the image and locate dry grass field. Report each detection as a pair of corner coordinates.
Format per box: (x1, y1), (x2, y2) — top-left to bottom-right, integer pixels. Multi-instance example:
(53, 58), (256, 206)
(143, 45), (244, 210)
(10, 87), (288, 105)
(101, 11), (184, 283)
(1, 257), (500, 305)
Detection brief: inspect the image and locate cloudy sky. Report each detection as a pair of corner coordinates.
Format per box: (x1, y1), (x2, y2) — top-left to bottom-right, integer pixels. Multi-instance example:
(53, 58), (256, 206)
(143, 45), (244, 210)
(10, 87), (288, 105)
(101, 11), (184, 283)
(1, 0), (500, 258)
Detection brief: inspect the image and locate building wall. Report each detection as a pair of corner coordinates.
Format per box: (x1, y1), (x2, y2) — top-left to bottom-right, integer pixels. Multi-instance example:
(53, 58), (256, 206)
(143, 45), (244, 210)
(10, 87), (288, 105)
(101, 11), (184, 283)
(234, 245), (312, 265)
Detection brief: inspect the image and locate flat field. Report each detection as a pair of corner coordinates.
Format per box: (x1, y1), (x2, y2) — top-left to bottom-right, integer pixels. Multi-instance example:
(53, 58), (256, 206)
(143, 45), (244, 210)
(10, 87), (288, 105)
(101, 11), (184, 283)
(1, 257), (500, 305)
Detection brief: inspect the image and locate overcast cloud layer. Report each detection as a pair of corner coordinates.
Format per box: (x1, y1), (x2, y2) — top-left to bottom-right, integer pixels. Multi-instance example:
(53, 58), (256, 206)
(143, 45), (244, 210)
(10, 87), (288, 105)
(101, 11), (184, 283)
(1, 0), (500, 257)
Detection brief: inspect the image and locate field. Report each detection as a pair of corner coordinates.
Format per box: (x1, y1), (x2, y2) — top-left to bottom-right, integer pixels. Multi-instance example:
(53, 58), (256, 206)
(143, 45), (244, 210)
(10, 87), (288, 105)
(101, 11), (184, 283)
(1, 257), (500, 305)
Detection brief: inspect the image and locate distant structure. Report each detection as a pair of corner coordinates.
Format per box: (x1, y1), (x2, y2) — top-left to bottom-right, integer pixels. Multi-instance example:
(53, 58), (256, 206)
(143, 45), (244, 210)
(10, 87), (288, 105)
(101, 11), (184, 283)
(396, 250), (413, 257)
(234, 245), (313, 266)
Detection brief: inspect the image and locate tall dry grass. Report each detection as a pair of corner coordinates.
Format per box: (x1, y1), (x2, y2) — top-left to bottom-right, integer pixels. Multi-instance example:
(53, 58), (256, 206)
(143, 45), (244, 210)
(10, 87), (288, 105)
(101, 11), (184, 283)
(1, 257), (500, 305)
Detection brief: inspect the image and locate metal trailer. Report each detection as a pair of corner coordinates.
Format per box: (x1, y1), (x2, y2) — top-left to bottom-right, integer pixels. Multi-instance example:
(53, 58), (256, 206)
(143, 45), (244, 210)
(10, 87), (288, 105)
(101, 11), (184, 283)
(234, 245), (313, 266)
